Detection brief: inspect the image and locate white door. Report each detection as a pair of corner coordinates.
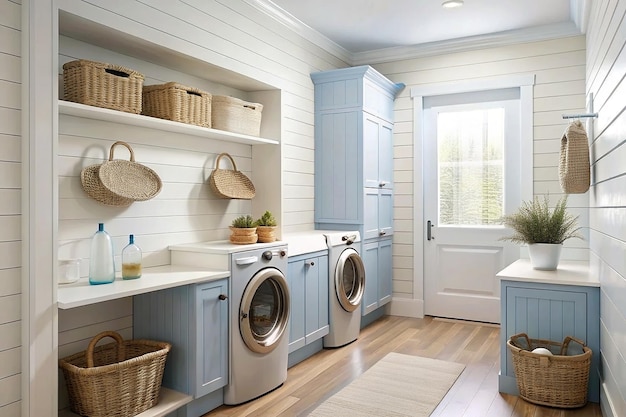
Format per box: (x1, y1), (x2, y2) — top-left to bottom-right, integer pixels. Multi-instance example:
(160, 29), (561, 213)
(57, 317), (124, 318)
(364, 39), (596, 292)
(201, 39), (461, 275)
(423, 88), (521, 324)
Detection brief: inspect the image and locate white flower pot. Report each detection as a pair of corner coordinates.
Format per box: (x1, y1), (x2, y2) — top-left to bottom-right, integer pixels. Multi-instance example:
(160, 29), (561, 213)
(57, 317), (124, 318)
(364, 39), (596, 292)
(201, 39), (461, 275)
(528, 243), (563, 270)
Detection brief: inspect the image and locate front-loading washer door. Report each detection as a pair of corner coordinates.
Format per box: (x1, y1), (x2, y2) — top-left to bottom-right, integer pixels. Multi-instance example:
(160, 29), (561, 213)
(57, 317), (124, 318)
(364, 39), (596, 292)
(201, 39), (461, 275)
(335, 248), (366, 312)
(239, 267), (290, 354)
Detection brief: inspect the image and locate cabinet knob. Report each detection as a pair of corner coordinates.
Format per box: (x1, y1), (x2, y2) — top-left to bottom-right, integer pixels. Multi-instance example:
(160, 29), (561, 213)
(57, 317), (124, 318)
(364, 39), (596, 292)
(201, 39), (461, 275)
(379, 182), (387, 188)
(218, 294), (228, 301)
(306, 261), (315, 267)
(379, 230), (386, 236)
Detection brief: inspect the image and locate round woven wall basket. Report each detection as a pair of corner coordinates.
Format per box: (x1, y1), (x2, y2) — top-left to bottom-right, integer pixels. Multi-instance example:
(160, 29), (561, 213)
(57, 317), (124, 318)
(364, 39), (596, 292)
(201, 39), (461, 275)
(99, 141), (162, 201)
(81, 164), (134, 207)
(209, 153), (255, 200)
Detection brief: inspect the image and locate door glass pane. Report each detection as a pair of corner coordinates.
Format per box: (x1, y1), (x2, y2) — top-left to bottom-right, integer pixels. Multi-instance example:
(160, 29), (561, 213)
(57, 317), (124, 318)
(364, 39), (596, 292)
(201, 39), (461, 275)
(437, 108), (504, 226)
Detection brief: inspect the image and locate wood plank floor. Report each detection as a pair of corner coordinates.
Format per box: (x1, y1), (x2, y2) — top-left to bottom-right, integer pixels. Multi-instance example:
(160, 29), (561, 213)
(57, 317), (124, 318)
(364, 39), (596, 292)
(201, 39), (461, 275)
(203, 315), (602, 417)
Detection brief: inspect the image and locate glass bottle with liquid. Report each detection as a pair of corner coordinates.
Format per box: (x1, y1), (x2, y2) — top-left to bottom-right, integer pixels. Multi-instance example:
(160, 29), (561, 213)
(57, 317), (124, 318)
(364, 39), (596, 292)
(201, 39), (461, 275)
(89, 223), (115, 285)
(122, 234), (142, 280)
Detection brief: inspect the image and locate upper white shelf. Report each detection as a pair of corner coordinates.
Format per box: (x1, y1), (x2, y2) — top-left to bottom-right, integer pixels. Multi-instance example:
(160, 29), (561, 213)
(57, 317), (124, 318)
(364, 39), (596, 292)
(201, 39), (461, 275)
(58, 100), (279, 146)
(57, 265), (230, 309)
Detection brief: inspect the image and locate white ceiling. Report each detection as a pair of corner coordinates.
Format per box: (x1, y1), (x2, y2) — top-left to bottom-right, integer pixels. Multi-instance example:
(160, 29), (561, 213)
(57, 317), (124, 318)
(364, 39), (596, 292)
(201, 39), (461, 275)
(253, 0), (586, 59)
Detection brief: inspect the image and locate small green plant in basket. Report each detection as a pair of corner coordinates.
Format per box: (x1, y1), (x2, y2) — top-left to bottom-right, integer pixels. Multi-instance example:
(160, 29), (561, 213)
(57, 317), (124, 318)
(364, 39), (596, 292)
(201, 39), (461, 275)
(229, 215), (257, 244)
(231, 215), (256, 228)
(255, 211), (277, 242)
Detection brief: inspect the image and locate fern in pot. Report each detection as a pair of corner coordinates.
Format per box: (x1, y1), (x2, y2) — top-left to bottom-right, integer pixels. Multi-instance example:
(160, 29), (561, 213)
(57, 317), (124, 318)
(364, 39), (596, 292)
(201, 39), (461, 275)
(255, 211), (277, 243)
(229, 215), (258, 245)
(500, 195), (582, 270)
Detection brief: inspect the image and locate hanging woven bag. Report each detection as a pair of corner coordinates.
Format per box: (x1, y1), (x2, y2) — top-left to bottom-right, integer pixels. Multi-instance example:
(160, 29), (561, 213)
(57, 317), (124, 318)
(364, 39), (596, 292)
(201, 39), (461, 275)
(559, 120), (590, 194)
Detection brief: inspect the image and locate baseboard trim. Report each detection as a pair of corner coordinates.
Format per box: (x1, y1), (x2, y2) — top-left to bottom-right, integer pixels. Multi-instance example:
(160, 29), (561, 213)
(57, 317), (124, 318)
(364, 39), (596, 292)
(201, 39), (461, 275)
(386, 297), (424, 318)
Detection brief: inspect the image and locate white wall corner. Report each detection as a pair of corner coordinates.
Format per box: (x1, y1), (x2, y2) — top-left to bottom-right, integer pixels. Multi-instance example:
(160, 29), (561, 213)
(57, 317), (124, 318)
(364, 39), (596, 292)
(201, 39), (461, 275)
(571, 0), (590, 34)
(386, 297), (424, 319)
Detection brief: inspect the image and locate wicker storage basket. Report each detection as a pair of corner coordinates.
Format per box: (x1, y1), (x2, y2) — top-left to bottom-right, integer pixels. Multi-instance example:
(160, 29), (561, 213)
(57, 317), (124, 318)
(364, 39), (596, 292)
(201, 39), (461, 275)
(63, 59), (144, 114)
(507, 333), (591, 408)
(212, 95), (263, 136)
(142, 82), (212, 127)
(59, 331), (171, 417)
(209, 153), (256, 200)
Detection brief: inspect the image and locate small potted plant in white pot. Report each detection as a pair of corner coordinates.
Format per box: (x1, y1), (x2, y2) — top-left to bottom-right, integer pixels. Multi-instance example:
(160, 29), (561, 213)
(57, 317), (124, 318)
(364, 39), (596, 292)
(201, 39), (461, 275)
(500, 195), (582, 270)
(255, 210), (277, 243)
(229, 215), (257, 244)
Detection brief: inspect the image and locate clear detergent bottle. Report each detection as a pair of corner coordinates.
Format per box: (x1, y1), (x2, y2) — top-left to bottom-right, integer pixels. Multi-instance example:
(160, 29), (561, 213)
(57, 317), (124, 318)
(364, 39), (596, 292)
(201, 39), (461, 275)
(122, 234), (142, 280)
(89, 223), (115, 285)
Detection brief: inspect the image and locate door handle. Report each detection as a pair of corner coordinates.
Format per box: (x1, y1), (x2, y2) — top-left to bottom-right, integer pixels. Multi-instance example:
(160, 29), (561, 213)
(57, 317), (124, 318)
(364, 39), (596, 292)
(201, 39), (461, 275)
(427, 220), (435, 241)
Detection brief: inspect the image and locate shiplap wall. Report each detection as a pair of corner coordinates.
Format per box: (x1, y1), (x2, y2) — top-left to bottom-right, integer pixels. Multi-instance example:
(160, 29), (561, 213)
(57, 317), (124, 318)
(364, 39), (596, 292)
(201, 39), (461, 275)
(586, 1), (626, 416)
(0, 1), (22, 416)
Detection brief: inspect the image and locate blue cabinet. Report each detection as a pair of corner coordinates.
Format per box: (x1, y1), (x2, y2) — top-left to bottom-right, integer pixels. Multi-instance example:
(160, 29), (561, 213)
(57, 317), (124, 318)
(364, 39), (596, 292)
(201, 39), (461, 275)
(362, 237), (393, 315)
(287, 251), (329, 353)
(311, 66), (402, 317)
(133, 279), (229, 399)
(499, 277), (600, 403)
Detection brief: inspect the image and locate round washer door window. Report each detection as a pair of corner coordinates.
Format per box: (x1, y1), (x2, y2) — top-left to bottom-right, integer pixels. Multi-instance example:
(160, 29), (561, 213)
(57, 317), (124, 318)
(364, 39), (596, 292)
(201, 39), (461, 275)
(239, 267), (290, 354)
(335, 248), (365, 312)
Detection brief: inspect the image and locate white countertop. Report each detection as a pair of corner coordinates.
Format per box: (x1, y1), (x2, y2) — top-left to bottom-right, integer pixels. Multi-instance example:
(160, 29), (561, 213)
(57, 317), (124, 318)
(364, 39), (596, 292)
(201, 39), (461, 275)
(496, 259), (599, 287)
(282, 230), (329, 257)
(169, 240), (287, 254)
(57, 265), (230, 309)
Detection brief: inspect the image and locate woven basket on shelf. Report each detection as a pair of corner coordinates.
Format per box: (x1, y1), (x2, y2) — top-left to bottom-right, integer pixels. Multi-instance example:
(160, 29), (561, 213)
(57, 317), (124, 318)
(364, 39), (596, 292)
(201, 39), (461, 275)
(63, 59), (144, 114)
(507, 333), (591, 408)
(209, 153), (255, 200)
(142, 82), (212, 127)
(211, 95), (263, 136)
(59, 331), (170, 417)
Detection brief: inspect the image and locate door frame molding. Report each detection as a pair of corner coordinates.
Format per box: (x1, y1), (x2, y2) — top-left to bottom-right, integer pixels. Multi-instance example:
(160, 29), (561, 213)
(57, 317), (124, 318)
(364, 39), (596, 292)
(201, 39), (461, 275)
(406, 74), (535, 318)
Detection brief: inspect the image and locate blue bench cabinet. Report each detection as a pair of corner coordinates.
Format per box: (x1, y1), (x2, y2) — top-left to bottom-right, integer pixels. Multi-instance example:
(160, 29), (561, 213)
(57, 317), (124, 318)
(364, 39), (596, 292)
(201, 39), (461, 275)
(133, 278), (229, 399)
(497, 260), (600, 403)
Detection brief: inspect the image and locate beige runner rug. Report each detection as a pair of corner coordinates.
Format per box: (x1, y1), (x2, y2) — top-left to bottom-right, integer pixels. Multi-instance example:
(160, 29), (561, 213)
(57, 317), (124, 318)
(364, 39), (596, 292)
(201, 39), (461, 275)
(308, 352), (465, 417)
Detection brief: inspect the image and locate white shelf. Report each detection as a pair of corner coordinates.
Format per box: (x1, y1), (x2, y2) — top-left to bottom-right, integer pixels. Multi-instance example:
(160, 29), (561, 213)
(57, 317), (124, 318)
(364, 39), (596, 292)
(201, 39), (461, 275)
(59, 387), (193, 417)
(57, 265), (230, 309)
(59, 100), (279, 146)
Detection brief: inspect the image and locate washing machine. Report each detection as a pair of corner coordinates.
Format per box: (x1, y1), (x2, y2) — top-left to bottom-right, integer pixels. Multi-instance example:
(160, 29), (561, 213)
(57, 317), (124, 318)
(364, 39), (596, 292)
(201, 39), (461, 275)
(170, 241), (290, 405)
(323, 231), (366, 348)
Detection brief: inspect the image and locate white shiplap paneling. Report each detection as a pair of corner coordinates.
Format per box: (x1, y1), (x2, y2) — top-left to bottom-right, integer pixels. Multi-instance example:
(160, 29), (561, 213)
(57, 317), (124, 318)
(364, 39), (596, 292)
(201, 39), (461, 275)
(586, 0), (626, 415)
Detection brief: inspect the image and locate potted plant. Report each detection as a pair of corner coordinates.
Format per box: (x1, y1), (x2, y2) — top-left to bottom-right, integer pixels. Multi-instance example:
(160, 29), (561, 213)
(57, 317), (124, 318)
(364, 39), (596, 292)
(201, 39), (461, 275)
(229, 215), (257, 244)
(500, 195), (582, 270)
(255, 210), (277, 243)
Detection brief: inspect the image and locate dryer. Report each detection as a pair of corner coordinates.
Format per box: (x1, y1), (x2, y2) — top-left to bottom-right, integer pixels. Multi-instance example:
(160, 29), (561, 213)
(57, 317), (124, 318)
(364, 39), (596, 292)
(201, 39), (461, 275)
(170, 241), (290, 405)
(323, 231), (366, 348)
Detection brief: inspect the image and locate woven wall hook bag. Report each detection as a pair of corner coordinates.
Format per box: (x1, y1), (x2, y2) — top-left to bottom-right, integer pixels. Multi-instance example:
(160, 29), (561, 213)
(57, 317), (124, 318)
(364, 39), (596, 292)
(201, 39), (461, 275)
(559, 120), (590, 193)
(209, 153), (255, 199)
(99, 141), (162, 201)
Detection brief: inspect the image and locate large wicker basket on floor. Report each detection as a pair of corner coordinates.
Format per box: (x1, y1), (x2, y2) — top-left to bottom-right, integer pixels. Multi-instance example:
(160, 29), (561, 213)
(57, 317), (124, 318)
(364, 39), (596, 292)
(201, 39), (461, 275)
(507, 333), (591, 408)
(59, 331), (170, 417)
(142, 82), (212, 127)
(63, 59), (144, 114)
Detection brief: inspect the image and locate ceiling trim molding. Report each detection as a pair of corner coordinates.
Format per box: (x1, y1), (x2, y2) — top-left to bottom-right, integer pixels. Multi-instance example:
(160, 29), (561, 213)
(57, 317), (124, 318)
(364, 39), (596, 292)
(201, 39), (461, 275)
(352, 21), (583, 65)
(244, 1), (583, 67)
(242, 0), (352, 64)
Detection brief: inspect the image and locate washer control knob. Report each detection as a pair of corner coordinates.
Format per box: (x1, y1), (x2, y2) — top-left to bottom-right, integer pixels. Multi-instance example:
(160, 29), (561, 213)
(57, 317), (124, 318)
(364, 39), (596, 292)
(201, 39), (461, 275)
(262, 250), (273, 261)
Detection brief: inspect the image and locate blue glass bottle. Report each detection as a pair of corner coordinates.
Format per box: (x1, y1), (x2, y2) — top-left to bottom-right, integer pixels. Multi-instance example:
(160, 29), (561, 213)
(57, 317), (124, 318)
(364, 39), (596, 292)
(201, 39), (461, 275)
(89, 223), (115, 285)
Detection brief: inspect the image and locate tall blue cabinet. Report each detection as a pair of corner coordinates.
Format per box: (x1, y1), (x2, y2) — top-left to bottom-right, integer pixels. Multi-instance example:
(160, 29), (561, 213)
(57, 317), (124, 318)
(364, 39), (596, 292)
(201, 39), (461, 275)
(311, 66), (403, 316)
